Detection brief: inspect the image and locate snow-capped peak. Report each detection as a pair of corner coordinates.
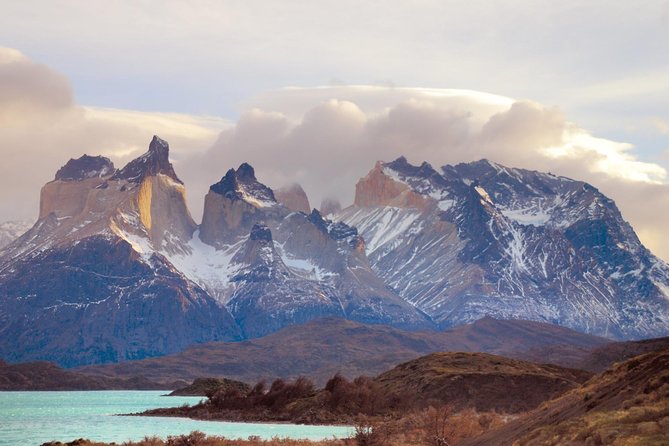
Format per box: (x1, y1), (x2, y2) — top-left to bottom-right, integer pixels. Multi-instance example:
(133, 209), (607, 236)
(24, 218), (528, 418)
(209, 163), (277, 208)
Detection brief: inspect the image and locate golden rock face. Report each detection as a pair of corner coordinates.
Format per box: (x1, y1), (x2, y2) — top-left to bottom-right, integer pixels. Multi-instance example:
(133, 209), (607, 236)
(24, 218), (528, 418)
(136, 177), (153, 230)
(39, 178), (106, 220)
(354, 161), (430, 211)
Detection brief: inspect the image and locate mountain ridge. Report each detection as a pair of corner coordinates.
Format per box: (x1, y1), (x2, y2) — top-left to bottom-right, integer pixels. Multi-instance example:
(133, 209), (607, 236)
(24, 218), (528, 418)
(337, 156), (669, 339)
(75, 317), (608, 387)
(1, 136), (668, 367)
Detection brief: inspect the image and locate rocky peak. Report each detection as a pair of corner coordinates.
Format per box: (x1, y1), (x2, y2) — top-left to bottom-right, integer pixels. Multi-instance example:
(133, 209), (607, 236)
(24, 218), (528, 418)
(236, 163), (257, 182)
(231, 224), (278, 283)
(209, 163), (276, 207)
(209, 168), (239, 199)
(305, 209), (359, 248)
(250, 223), (272, 242)
(200, 165), (284, 247)
(328, 221), (358, 242)
(54, 155), (115, 181)
(275, 183), (311, 213)
(111, 135), (182, 184)
(320, 197), (342, 216)
(354, 158), (432, 209)
(385, 156), (438, 179)
(307, 209), (329, 233)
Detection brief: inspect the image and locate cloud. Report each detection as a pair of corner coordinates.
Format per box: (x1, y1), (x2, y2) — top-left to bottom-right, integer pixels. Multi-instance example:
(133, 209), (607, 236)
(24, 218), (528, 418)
(0, 47), (227, 221)
(2, 48), (668, 262)
(190, 86), (669, 261)
(0, 48), (73, 124)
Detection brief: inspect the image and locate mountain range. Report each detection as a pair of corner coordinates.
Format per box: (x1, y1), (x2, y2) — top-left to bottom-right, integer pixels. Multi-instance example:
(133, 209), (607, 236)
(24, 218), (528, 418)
(1, 135), (668, 366)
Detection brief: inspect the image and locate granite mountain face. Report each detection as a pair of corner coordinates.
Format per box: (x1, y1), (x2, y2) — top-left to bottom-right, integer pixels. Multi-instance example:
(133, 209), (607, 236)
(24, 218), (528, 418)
(170, 162), (432, 338)
(0, 137), (430, 365)
(337, 157), (669, 340)
(0, 137), (242, 366)
(1, 136), (668, 366)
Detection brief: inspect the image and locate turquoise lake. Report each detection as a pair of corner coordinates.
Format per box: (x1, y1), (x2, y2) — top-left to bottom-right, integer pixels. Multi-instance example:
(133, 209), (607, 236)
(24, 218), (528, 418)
(0, 391), (353, 446)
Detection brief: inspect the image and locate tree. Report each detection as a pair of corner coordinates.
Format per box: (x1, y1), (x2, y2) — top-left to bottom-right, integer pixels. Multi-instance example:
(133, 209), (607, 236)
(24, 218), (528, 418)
(423, 405), (456, 446)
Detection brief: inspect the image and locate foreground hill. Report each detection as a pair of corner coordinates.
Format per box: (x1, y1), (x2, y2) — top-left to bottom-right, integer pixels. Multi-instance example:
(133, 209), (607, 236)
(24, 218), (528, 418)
(374, 352), (592, 414)
(576, 336), (669, 373)
(77, 317), (606, 387)
(462, 347), (669, 445)
(141, 350), (591, 426)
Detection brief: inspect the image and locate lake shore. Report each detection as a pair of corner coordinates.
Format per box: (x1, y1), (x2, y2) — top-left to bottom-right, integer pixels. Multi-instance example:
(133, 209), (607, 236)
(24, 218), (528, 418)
(0, 391), (351, 446)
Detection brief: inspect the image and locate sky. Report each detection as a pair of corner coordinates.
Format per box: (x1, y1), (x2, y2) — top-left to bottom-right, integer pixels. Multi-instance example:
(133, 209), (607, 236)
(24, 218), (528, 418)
(1, 1), (669, 260)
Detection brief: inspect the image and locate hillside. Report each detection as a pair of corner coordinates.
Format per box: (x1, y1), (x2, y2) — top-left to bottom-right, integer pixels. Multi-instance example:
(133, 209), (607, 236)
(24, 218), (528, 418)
(0, 359), (180, 390)
(461, 347), (669, 445)
(168, 377), (250, 396)
(576, 336), (669, 372)
(140, 351), (591, 425)
(518, 335), (669, 373)
(77, 317), (607, 387)
(374, 352), (591, 414)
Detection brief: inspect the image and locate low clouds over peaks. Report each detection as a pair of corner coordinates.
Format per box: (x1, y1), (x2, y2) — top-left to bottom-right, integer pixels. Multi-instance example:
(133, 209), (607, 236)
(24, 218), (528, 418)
(2, 49), (668, 261)
(185, 86), (669, 260)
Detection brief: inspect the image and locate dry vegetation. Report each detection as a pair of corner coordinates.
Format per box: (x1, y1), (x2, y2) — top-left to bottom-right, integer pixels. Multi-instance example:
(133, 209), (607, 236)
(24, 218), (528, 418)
(141, 352), (585, 425)
(461, 347), (669, 446)
(43, 407), (508, 446)
(44, 348), (669, 446)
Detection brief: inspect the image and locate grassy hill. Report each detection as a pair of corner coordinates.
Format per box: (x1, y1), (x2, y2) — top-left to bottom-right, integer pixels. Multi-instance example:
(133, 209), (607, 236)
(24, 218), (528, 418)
(374, 351), (592, 413)
(77, 317), (606, 387)
(461, 347), (669, 445)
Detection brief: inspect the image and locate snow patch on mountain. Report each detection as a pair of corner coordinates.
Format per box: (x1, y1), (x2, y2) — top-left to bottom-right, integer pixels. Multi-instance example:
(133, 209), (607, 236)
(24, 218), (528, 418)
(275, 243), (336, 281)
(164, 230), (244, 302)
(239, 189), (276, 208)
(341, 207), (422, 254)
(474, 186), (493, 205)
(499, 206), (552, 226)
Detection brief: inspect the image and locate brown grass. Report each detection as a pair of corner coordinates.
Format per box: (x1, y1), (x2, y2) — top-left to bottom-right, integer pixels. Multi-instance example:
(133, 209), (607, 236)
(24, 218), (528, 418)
(42, 408), (509, 446)
(459, 347), (669, 446)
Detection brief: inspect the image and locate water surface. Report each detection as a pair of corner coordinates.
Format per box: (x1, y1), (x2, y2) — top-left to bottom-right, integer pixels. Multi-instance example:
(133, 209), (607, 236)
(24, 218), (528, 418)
(0, 391), (352, 446)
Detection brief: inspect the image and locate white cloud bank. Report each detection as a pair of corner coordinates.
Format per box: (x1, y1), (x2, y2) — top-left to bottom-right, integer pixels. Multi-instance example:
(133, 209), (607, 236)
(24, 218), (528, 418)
(190, 86), (669, 261)
(2, 47), (668, 262)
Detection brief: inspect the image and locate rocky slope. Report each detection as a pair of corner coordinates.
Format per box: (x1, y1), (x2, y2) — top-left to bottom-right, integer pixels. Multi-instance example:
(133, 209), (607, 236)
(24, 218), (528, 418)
(0, 137), (241, 366)
(171, 163), (431, 338)
(374, 351), (592, 413)
(462, 346), (669, 446)
(336, 157), (669, 339)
